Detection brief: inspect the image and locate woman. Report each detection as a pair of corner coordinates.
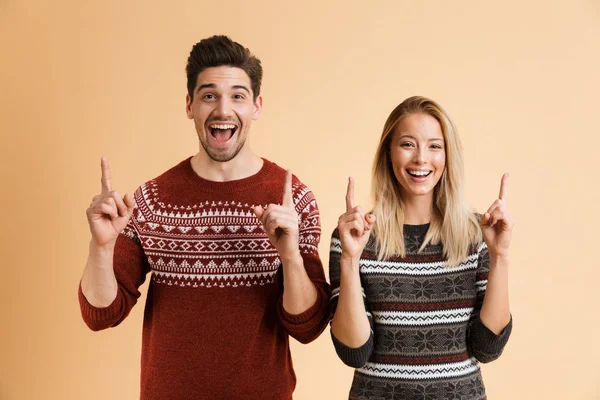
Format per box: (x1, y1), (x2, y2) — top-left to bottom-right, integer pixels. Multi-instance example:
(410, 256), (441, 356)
(329, 96), (513, 400)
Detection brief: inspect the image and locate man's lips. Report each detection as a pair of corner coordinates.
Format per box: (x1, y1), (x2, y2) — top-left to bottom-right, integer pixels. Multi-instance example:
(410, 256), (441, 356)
(207, 122), (238, 144)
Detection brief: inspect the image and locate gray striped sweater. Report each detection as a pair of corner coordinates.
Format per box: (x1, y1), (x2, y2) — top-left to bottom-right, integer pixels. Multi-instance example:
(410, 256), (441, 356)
(329, 223), (512, 400)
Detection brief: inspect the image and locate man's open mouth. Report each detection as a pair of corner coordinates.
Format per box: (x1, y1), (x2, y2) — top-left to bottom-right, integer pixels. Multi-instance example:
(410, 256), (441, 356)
(208, 123), (238, 142)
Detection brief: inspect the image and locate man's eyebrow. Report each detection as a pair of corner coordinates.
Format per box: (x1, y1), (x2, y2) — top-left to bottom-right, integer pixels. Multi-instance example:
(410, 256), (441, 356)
(195, 84), (251, 94)
(232, 85), (250, 93)
(196, 83), (216, 93)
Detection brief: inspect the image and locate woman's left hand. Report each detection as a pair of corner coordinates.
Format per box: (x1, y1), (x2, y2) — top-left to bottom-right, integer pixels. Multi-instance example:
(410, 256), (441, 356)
(481, 173), (515, 258)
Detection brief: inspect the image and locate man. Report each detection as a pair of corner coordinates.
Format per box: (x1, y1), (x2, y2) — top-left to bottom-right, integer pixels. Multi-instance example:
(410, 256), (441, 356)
(79, 35), (330, 400)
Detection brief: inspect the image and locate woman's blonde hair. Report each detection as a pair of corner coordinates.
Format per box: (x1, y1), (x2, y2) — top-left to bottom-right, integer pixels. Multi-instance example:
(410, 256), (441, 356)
(371, 96), (481, 265)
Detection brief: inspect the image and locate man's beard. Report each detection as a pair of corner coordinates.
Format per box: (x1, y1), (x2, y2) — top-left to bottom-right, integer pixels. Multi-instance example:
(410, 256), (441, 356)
(199, 134), (247, 163)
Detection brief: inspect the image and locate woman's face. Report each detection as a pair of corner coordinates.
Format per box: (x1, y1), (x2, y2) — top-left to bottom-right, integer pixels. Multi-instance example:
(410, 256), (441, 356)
(389, 113), (446, 202)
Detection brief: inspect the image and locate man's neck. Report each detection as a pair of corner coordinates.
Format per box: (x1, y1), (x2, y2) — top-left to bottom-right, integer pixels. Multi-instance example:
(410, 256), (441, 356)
(190, 150), (263, 182)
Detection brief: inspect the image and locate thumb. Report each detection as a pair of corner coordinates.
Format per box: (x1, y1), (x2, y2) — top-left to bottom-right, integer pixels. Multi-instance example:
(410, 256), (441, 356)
(254, 205), (265, 220)
(365, 214), (376, 229)
(124, 193), (135, 214)
(480, 212), (491, 226)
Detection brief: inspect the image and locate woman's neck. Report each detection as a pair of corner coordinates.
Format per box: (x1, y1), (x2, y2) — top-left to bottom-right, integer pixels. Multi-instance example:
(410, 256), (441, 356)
(401, 193), (434, 225)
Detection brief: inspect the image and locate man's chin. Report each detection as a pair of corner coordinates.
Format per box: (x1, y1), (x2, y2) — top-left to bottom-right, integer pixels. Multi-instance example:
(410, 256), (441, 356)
(199, 135), (247, 163)
(209, 155), (236, 163)
(206, 147), (243, 163)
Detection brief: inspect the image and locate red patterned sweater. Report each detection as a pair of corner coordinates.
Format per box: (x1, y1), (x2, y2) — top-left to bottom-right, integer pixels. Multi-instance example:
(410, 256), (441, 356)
(78, 157), (330, 400)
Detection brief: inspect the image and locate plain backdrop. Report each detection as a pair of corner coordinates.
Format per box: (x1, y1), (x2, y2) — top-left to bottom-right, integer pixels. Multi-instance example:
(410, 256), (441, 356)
(1, 1), (599, 399)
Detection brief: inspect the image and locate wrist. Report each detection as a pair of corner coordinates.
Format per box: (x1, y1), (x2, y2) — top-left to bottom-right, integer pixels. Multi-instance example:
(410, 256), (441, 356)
(340, 253), (359, 262)
(89, 240), (116, 257)
(340, 254), (360, 271)
(489, 252), (510, 267)
(280, 250), (303, 267)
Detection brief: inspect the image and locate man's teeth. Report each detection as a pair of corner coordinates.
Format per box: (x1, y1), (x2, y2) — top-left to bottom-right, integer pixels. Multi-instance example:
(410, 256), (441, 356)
(408, 170), (431, 176)
(210, 124), (236, 130)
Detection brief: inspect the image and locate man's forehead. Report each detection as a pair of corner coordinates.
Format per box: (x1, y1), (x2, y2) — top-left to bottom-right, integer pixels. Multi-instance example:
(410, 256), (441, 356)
(196, 66), (251, 87)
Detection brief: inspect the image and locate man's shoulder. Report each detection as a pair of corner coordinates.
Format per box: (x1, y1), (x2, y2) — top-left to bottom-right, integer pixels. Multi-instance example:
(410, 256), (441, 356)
(153, 157), (192, 184)
(262, 158), (312, 192)
(129, 157), (191, 202)
(134, 157), (190, 188)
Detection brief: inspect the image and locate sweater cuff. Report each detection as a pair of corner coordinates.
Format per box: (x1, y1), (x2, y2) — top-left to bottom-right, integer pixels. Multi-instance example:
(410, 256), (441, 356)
(279, 290), (323, 325)
(470, 314), (513, 354)
(78, 282), (122, 324)
(331, 330), (374, 368)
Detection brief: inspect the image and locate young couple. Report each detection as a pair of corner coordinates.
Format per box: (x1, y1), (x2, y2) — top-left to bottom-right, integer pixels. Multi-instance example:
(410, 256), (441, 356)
(79, 35), (513, 400)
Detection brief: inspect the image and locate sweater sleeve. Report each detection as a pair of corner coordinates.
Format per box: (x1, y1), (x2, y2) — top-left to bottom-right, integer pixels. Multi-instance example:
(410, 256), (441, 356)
(277, 183), (331, 344)
(466, 241), (513, 363)
(328, 228), (374, 368)
(78, 199), (151, 331)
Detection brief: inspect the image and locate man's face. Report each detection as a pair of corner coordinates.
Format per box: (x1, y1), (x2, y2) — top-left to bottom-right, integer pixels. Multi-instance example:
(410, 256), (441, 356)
(186, 66), (262, 162)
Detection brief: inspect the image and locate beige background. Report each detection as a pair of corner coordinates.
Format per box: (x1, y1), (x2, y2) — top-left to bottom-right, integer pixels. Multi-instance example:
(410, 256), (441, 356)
(1, 0), (599, 399)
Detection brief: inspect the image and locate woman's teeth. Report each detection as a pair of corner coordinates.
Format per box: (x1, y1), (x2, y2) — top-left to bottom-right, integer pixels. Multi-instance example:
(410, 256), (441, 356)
(407, 170), (431, 177)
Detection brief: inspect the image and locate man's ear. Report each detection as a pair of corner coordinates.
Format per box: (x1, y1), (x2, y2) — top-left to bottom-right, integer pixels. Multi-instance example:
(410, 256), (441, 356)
(252, 95), (263, 120)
